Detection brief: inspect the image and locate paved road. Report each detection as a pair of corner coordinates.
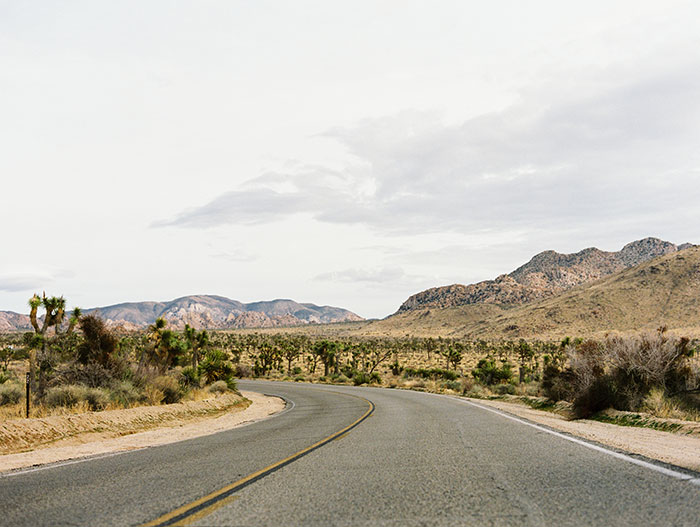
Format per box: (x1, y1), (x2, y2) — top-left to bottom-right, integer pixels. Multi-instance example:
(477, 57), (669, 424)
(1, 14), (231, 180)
(1, 381), (699, 526)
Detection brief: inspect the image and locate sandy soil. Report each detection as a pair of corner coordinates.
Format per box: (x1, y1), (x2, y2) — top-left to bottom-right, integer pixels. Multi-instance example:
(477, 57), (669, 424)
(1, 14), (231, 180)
(472, 398), (700, 472)
(0, 391), (285, 473)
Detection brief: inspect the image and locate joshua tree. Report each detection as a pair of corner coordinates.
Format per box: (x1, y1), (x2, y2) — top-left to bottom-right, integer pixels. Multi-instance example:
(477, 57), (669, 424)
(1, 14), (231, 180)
(67, 307), (82, 334)
(27, 293), (76, 393)
(442, 344), (463, 370)
(281, 339), (302, 375)
(184, 324), (209, 369)
(146, 317), (184, 371)
(516, 339), (536, 383)
(28, 293), (66, 337)
(313, 340), (338, 377)
(77, 315), (117, 367)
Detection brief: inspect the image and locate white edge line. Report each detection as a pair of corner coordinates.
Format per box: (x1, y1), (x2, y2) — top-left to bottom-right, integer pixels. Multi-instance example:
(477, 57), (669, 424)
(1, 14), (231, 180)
(262, 393), (296, 415)
(0, 448), (147, 478)
(452, 396), (700, 487)
(1, 392), (293, 479)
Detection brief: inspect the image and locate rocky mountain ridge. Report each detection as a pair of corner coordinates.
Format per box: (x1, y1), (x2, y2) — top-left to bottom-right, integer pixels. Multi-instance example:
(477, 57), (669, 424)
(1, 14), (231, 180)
(398, 238), (695, 312)
(369, 246), (700, 339)
(0, 295), (363, 332)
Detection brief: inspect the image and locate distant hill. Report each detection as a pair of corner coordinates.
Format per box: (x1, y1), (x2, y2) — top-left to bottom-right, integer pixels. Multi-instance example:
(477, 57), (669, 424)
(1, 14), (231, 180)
(0, 311), (31, 332)
(87, 295), (363, 330)
(0, 295), (363, 332)
(364, 246), (700, 339)
(398, 238), (693, 312)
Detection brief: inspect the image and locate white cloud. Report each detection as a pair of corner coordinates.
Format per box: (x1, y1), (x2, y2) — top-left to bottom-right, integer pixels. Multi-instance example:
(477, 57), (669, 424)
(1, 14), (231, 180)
(0, 270), (73, 294)
(315, 267), (406, 284)
(160, 65), (700, 239)
(210, 251), (257, 263)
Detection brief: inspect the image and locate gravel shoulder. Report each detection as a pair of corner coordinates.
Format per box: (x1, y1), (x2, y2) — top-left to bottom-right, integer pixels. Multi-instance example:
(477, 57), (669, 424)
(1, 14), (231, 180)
(471, 397), (700, 472)
(0, 390), (285, 473)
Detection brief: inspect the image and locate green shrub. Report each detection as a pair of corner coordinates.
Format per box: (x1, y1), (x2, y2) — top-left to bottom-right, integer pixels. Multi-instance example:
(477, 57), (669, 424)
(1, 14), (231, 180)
(180, 366), (200, 388)
(352, 372), (369, 385)
(45, 385), (87, 408)
(208, 380), (229, 393)
(199, 350), (235, 385)
(152, 375), (184, 404)
(294, 376), (306, 382)
(0, 370), (15, 385)
(494, 383), (516, 395)
(0, 383), (23, 405)
(340, 365), (356, 378)
(471, 358), (514, 385)
(292, 366), (303, 375)
(353, 372), (383, 385)
(83, 387), (109, 410)
(443, 380), (462, 392)
(109, 381), (143, 407)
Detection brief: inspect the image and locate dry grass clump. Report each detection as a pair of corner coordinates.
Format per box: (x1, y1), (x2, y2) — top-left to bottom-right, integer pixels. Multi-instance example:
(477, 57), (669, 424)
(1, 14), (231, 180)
(463, 383), (491, 399)
(151, 375), (184, 404)
(641, 388), (700, 421)
(543, 329), (700, 419)
(109, 381), (144, 407)
(0, 383), (23, 406)
(399, 379), (426, 389)
(208, 380), (230, 393)
(45, 385), (109, 410)
(513, 382), (542, 397)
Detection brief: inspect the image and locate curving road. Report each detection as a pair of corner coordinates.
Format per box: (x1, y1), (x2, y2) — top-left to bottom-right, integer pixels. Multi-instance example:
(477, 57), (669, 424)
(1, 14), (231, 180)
(1, 380), (699, 526)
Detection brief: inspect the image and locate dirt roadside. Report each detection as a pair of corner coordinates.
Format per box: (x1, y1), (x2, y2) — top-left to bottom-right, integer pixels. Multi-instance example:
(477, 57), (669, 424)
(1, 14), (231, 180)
(470, 397), (700, 472)
(0, 391), (285, 473)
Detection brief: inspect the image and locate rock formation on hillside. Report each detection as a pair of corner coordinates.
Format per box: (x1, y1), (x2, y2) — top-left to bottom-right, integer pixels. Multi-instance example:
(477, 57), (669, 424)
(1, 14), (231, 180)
(88, 295), (363, 330)
(370, 246), (700, 339)
(398, 238), (695, 312)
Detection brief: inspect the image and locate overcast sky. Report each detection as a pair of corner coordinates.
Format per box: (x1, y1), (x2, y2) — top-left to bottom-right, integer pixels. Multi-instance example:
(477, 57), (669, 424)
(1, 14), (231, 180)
(2, 1), (700, 318)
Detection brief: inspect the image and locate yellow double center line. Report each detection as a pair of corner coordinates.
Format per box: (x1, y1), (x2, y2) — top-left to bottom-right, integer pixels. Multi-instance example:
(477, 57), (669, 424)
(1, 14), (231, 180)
(142, 390), (375, 527)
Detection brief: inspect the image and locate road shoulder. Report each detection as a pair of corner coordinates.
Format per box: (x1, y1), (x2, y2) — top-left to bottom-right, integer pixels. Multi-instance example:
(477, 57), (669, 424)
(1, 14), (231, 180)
(0, 391), (285, 474)
(469, 397), (700, 472)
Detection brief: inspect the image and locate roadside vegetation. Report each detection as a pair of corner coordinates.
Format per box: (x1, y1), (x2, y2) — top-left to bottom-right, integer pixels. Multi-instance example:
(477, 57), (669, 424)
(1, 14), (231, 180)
(0, 294), (239, 420)
(2, 294), (698, 428)
(201, 328), (700, 426)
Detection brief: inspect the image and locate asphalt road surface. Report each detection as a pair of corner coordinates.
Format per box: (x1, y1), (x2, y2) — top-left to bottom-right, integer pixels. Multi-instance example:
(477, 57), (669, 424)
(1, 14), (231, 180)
(1, 380), (699, 526)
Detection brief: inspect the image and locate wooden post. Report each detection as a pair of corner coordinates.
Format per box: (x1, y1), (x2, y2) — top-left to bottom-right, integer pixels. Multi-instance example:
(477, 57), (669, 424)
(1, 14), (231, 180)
(25, 372), (30, 418)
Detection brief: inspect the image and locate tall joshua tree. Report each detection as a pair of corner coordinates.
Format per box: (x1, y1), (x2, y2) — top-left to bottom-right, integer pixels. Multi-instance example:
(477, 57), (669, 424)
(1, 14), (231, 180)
(184, 324), (209, 369)
(28, 293), (66, 337)
(27, 292), (76, 393)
